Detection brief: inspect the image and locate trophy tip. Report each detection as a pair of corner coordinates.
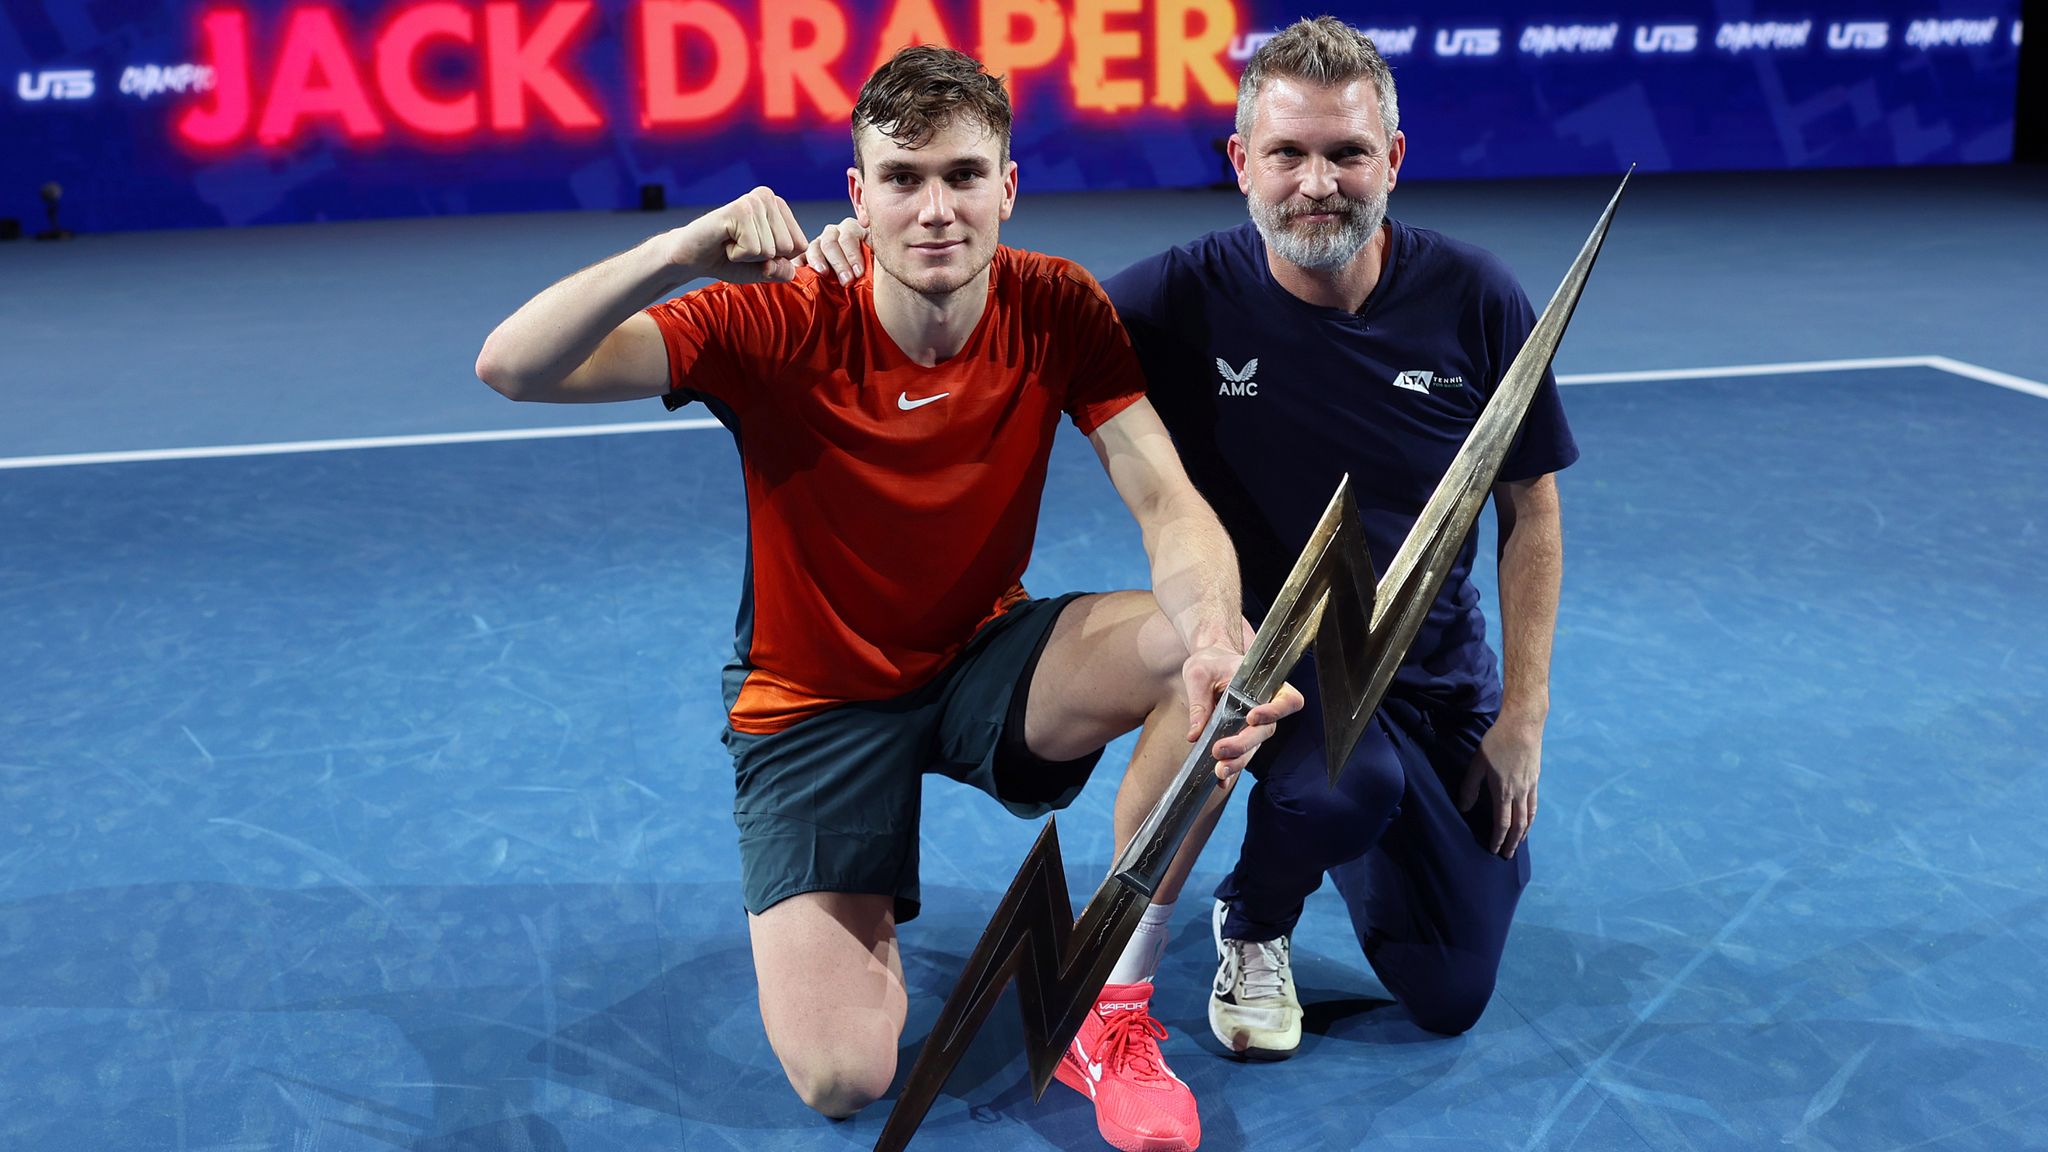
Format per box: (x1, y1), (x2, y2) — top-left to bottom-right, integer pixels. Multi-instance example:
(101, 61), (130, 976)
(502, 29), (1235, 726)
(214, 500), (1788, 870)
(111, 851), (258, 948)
(1028, 1056), (1059, 1102)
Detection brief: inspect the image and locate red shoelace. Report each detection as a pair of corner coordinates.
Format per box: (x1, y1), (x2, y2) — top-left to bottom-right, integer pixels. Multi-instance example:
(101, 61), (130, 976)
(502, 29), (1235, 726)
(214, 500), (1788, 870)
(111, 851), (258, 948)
(1095, 1008), (1172, 1084)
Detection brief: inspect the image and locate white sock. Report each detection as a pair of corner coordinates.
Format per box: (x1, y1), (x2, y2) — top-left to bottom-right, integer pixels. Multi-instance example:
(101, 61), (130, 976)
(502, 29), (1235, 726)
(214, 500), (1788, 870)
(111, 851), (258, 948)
(1106, 899), (1175, 988)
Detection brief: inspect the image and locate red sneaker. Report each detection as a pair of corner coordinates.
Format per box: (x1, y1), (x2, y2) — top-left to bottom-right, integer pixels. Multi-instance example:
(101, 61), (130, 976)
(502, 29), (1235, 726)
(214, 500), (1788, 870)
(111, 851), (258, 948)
(1053, 981), (1201, 1151)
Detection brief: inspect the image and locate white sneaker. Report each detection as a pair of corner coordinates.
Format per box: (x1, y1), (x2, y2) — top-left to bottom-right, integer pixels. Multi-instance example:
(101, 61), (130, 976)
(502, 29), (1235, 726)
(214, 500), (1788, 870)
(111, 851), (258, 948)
(1208, 898), (1302, 1060)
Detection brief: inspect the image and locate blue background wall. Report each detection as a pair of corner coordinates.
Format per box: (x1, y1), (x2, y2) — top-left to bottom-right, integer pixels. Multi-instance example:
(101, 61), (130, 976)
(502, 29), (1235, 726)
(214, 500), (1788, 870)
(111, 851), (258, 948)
(2, 0), (2022, 232)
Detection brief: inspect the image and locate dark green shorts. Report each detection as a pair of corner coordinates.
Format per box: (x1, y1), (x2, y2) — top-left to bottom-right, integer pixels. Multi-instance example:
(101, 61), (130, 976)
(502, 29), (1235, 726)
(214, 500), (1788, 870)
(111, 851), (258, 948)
(725, 592), (1102, 924)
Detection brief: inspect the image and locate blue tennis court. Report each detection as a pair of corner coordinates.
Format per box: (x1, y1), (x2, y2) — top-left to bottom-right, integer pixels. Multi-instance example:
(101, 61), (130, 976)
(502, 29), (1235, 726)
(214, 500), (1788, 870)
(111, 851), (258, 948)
(4, 170), (2047, 1150)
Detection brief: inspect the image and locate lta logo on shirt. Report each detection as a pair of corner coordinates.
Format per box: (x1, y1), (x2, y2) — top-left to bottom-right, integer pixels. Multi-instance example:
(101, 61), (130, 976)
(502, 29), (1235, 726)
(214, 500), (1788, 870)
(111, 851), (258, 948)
(1392, 370), (1468, 394)
(1216, 358), (1260, 396)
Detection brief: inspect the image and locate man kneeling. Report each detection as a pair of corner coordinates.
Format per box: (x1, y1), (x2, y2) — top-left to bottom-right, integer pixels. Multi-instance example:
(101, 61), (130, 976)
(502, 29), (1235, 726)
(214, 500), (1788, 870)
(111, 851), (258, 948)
(475, 45), (1300, 1151)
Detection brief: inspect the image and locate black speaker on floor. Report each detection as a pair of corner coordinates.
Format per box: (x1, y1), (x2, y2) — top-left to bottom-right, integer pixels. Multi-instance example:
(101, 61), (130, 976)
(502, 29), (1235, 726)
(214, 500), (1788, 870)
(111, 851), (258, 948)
(2019, 0), (2046, 163)
(0, 218), (19, 241)
(639, 183), (667, 212)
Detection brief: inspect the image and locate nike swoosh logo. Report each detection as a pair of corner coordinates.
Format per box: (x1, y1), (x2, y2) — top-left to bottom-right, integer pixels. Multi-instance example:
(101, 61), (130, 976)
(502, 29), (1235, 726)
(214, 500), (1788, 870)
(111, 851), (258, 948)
(897, 391), (950, 411)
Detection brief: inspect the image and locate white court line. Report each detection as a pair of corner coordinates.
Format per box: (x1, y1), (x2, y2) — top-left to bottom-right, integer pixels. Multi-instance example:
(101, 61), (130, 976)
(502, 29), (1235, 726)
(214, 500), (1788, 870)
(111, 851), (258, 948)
(1554, 354), (2048, 399)
(1555, 355), (1932, 384)
(1918, 355), (2048, 401)
(2, 356), (2043, 471)
(0, 417), (723, 471)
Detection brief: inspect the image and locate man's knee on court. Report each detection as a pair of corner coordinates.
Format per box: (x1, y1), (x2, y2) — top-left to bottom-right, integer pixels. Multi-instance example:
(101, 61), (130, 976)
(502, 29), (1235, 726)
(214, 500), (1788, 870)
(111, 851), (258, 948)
(1403, 953), (1500, 1037)
(1266, 752), (1402, 859)
(781, 1043), (896, 1119)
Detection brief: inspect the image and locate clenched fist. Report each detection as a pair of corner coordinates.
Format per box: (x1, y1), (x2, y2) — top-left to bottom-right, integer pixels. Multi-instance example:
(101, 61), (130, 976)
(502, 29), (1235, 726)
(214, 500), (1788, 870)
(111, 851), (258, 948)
(664, 186), (810, 284)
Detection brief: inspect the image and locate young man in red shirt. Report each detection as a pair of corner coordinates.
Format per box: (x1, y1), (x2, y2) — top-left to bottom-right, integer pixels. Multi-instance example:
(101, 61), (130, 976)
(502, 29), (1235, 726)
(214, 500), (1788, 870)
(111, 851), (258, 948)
(477, 46), (1297, 1152)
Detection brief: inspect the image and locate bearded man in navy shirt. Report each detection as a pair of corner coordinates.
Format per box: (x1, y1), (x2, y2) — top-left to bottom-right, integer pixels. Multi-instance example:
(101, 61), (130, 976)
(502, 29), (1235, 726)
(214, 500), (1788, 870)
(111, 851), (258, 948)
(799, 17), (1575, 1141)
(1097, 16), (1579, 1064)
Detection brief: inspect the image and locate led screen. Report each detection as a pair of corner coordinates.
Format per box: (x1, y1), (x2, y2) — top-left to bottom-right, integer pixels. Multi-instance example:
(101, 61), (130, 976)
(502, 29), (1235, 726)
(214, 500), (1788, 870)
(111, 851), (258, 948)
(2, 1), (2022, 231)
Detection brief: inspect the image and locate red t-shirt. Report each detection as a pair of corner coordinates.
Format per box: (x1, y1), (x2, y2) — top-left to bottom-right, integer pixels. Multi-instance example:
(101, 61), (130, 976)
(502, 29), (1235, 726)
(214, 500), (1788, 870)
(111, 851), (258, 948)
(646, 247), (1146, 734)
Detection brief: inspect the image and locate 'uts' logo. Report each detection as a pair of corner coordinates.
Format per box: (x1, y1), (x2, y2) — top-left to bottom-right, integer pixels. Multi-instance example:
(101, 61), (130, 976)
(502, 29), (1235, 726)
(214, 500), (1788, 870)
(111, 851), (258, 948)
(1435, 28), (1502, 57)
(1216, 359), (1259, 397)
(1634, 25), (1700, 52)
(1227, 31), (1277, 61)
(1828, 22), (1890, 49)
(17, 69), (94, 100)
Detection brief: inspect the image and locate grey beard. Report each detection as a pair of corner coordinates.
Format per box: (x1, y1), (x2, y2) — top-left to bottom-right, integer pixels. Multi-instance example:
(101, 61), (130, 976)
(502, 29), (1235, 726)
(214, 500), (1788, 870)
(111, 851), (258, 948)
(1250, 187), (1387, 271)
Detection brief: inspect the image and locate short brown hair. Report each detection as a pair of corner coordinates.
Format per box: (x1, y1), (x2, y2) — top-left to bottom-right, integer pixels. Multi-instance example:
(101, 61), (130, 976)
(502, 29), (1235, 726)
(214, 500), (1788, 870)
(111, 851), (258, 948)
(1236, 17), (1400, 141)
(852, 45), (1013, 170)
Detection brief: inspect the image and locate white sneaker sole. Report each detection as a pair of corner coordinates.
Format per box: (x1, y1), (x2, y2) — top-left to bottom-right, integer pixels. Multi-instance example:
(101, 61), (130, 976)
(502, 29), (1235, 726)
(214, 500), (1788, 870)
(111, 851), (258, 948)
(1208, 997), (1301, 1061)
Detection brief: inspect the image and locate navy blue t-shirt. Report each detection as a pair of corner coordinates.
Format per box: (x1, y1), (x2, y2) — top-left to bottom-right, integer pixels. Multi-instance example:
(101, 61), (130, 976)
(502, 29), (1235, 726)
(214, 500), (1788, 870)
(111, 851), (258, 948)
(1104, 218), (1579, 713)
